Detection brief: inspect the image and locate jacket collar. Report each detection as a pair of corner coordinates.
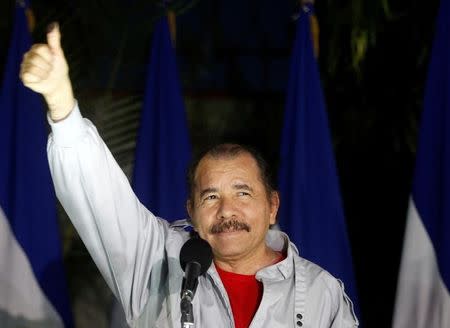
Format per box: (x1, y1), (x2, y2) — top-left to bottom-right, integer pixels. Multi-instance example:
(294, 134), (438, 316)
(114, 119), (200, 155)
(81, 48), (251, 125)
(255, 229), (298, 281)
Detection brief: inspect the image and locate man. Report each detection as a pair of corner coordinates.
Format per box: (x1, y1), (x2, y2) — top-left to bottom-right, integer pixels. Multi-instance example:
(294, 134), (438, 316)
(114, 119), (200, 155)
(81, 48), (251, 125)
(20, 24), (358, 327)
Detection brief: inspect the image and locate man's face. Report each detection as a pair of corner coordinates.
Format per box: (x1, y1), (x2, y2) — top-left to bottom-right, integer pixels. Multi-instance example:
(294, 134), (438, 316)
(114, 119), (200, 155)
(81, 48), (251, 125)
(187, 152), (279, 263)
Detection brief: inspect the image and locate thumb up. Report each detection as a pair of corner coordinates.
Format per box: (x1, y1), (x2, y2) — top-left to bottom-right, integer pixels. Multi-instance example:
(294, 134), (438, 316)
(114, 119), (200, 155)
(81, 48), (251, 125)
(20, 22), (74, 120)
(46, 22), (65, 57)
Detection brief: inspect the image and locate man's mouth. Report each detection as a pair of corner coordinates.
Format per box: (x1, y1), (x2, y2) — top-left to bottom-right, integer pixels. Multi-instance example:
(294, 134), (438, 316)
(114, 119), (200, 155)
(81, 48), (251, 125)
(210, 219), (250, 234)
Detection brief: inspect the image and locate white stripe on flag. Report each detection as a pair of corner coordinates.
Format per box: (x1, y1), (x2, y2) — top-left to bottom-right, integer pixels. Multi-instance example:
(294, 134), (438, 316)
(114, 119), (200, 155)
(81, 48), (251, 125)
(393, 199), (450, 328)
(0, 207), (63, 327)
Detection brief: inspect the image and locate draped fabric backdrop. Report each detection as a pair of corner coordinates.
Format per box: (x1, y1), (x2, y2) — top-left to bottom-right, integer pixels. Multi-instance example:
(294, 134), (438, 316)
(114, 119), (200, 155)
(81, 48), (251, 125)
(277, 3), (360, 322)
(393, 0), (450, 326)
(0, 1), (73, 327)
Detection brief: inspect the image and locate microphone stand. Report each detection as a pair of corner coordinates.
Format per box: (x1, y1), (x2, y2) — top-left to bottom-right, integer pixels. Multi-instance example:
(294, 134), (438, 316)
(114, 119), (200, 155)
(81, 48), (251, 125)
(180, 262), (201, 328)
(180, 289), (194, 328)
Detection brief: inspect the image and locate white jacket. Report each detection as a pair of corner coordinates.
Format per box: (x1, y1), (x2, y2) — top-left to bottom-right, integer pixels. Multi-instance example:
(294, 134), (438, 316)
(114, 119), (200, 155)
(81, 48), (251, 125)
(47, 104), (359, 328)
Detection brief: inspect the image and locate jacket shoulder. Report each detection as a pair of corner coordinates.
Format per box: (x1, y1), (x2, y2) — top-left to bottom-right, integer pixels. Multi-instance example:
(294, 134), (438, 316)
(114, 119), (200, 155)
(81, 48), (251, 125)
(295, 256), (359, 327)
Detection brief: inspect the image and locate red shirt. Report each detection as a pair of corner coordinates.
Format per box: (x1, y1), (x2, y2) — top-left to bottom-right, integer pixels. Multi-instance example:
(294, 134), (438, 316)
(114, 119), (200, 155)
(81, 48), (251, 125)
(216, 253), (285, 328)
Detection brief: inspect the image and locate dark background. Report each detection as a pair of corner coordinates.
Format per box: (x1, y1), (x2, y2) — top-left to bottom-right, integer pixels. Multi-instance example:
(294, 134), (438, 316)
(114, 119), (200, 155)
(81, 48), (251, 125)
(0, 0), (442, 327)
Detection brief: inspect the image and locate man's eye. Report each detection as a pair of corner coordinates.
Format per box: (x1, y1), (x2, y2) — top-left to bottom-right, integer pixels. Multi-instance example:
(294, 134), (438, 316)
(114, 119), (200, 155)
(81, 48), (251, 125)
(205, 195), (218, 200)
(237, 191), (250, 196)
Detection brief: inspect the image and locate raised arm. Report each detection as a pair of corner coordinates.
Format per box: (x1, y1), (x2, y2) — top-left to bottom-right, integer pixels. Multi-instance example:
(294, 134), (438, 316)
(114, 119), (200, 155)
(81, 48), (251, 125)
(20, 23), (168, 322)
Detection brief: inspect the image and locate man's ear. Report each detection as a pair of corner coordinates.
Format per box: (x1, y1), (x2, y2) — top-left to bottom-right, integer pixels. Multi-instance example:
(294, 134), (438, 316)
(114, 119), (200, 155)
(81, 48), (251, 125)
(269, 191), (280, 225)
(186, 200), (198, 231)
(186, 200), (193, 218)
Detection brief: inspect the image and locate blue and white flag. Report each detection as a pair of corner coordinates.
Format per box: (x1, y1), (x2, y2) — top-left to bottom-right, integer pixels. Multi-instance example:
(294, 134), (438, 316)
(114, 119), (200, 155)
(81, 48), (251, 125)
(277, 3), (360, 319)
(393, 0), (450, 327)
(132, 16), (191, 220)
(0, 2), (73, 327)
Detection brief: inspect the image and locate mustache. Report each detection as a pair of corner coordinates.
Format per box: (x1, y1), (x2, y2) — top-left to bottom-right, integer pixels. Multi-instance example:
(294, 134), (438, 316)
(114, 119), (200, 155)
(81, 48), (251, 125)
(210, 219), (251, 234)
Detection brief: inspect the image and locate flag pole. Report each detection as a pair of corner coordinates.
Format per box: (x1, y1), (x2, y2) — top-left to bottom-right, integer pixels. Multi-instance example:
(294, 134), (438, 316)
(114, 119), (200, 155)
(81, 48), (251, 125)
(301, 0), (319, 58)
(168, 10), (177, 48)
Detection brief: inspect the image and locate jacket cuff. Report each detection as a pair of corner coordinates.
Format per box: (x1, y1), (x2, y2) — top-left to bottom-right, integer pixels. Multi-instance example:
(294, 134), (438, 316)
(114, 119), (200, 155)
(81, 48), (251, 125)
(47, 101), (87, 146)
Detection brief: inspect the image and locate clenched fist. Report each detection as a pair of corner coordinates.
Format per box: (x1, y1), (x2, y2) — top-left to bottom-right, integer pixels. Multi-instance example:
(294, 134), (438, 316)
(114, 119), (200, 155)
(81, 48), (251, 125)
(20, 22), (74, 121)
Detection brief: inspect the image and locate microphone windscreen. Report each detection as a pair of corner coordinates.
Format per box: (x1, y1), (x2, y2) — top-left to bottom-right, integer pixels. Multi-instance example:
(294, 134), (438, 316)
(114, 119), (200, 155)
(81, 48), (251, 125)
(179, 237), (213, 275)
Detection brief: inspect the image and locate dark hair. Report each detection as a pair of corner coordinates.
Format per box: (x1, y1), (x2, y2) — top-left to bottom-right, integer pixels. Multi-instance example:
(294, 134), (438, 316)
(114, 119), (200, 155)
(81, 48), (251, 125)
(187, 143), (275, 203)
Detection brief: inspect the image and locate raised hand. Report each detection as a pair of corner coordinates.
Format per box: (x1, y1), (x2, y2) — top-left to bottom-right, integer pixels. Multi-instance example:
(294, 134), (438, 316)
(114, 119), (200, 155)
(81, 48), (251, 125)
(20, 22), (74, 121)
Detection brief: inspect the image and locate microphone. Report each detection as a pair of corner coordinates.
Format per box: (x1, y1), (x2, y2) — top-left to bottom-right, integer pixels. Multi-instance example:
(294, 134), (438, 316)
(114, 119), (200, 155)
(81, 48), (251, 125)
(179, 237), (213, 327)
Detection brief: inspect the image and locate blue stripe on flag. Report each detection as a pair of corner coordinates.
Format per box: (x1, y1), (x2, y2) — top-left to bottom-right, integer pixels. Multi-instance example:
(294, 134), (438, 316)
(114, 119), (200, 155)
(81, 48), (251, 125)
(0, 3), (73, 327)
(132, 17), (191, 221)
(411, 0), (450, 291)
(277, 3), (361, 318)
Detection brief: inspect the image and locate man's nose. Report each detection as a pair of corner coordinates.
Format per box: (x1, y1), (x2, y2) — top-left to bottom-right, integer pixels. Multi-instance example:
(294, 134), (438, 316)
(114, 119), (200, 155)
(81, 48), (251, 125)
(216, 196), (237, 220)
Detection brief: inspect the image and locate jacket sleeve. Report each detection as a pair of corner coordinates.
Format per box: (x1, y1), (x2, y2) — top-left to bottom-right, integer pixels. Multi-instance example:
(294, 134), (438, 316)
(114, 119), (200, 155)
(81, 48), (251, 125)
(305, 268), (359, 328)
(47, 103), (167, 322)
(329, 279), (359, 328)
